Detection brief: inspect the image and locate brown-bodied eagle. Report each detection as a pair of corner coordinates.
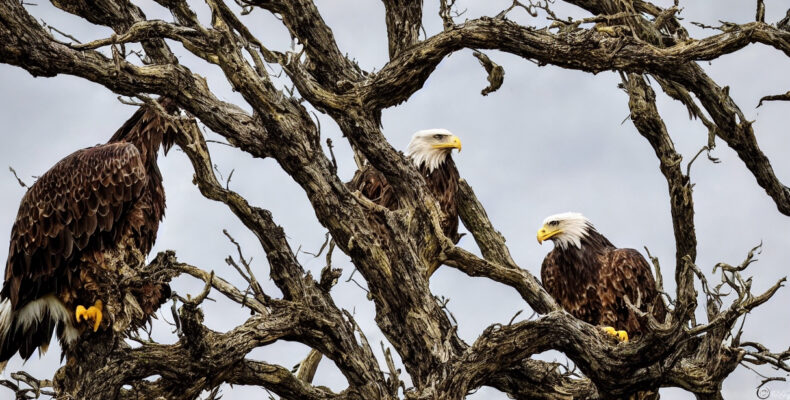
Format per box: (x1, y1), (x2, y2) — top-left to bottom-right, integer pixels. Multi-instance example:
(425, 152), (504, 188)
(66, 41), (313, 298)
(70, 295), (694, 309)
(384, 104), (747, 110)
(537, 212), (666, 342)
(0, 98), (178, 369)
(348, 129), (462, 275)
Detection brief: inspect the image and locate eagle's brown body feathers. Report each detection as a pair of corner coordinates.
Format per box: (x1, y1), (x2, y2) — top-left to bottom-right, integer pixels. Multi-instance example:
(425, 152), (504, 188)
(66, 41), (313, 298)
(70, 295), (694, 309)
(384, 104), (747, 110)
(0, 99), (176, 364)
(348, 157), (461, 244)
(541, 229), (666, 339)
(424, 157), (461, 244)
(347, 129), (462, 278)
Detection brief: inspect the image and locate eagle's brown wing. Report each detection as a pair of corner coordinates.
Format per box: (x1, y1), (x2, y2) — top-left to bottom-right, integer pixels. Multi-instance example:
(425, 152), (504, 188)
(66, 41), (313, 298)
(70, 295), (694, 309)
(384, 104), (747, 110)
(541, 250), (604, 325)
(598, 248), (666, 337)
(346, 163), (399, 210)
(2, 142), (147, 311)
(347, 160), (461, 242)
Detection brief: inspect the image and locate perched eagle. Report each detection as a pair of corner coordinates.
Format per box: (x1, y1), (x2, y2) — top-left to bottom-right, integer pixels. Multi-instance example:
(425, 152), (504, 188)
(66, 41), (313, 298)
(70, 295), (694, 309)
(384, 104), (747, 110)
(537, 212), (666, 342)
(348, 129), (462, 275)
(0, 98), (178, 369)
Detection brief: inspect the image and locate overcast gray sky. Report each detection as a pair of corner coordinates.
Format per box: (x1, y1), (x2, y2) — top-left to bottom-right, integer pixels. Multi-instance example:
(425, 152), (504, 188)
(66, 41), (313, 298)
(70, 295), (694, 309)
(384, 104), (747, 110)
(1, 1), (789, 399)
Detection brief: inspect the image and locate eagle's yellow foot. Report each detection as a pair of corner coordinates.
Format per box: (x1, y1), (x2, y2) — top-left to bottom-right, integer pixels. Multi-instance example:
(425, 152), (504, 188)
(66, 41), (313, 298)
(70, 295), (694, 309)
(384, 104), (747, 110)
(602, 326), (629, 342)
(75, 300), (103, 332)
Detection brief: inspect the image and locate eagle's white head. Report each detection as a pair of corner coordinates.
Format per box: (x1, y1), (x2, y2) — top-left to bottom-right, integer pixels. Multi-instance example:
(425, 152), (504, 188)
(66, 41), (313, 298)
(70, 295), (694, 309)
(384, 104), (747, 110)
(536, 212), (594, 250)
(406, 129), (462, 172)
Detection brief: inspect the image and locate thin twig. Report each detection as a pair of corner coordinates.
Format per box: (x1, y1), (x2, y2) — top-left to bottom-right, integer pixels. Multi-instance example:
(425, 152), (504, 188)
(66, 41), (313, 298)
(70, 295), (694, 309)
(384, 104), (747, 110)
(300, 232), (331, 258)
(757, 90), (790, 107)
(326, 138), (338, 174)
(8, 166), (28, 188)
(184, 271), (214, 306)
(40, 19), (82, 43)
(507, 309), (523, 326)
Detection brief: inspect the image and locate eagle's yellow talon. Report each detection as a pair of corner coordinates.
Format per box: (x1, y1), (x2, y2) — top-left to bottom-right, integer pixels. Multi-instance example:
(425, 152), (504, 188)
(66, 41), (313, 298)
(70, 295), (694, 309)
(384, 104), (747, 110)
(602, 326), (629, 342)
(75, 300), (103, 332)
(75, 305), (87, 322)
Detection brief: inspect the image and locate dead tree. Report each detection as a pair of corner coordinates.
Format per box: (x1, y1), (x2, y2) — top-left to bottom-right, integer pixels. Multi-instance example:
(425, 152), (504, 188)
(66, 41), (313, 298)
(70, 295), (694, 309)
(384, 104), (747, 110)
(1, 0), (790, 399)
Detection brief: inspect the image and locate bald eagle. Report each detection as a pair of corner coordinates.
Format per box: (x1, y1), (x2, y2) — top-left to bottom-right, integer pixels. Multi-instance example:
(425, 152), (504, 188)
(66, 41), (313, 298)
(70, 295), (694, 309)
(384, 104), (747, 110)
(0, 98), (178, 369)
(348, 129), (462, 275)
(537, 212), (666, 342)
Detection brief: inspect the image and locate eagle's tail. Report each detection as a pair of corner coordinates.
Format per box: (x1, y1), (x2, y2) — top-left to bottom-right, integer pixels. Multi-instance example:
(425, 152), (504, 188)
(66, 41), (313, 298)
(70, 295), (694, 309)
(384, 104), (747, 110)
(0, 295), (79, 373)
(0, 298), (12, 373)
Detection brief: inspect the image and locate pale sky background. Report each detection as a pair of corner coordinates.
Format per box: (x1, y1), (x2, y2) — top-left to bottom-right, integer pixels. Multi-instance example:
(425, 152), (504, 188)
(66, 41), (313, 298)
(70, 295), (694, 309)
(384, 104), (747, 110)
(1, 1), (789, 399)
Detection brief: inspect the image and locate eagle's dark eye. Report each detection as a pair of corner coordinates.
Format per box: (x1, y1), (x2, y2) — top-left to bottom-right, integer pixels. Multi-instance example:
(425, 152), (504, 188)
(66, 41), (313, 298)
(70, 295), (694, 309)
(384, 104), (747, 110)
(549, 220), (559, 226)
(433, 134), (444, 140)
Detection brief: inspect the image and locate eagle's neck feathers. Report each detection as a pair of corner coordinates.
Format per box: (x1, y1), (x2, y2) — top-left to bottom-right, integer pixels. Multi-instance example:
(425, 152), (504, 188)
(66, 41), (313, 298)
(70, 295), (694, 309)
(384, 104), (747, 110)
(550, 228), (615, 276)
(552, 219), (589, 250)
(107, 99), (177, 166)
(407, 142), (452, 173)
(556, 227), (614, 253)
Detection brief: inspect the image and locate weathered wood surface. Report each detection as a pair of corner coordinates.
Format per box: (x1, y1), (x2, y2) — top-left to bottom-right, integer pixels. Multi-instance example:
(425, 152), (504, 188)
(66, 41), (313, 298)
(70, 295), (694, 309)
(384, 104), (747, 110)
(1, 0), (789, 398)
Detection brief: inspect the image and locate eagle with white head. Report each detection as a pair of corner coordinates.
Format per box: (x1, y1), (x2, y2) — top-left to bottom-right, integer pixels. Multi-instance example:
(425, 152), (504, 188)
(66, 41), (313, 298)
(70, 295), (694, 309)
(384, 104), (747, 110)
(347, 129), (462, 276)
(537, 212), (666, 342)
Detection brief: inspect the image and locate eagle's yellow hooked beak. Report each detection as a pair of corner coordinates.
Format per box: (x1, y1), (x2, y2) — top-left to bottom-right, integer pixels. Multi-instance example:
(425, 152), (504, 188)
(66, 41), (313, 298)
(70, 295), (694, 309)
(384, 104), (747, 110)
(537, 224), (562, 244)
(432, 135), (462, 152)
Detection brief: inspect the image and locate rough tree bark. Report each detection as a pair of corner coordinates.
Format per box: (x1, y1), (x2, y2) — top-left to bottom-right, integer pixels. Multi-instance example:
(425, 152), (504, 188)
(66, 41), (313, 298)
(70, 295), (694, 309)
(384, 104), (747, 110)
(1, 0), (789, 399)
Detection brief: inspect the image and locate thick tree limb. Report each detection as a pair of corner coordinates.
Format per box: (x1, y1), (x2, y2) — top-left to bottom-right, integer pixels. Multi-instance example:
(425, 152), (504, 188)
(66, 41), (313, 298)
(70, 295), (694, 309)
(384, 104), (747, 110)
(624, 73), (697, 318)
(227, 359), (353, 399)
(1, 0), (789, 398)
(382, 0), (423, 59)
(455, 179), (517, 266)
(242, 0), (362, 88)
(488, 361), (599, 400)
(359, 18), (790, 110)
(174, 117), (390, 397)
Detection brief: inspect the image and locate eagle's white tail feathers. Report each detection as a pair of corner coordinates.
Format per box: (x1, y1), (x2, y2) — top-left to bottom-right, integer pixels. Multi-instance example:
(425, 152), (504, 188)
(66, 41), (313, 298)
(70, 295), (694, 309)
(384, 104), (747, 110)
(0, 295), (79, 364)
(0, 295), (80, 374)
(15, 294), (79, 346)
(0, 299), (12, 374)
(0, 295), (79, 374)
(0, 299), (12, 347)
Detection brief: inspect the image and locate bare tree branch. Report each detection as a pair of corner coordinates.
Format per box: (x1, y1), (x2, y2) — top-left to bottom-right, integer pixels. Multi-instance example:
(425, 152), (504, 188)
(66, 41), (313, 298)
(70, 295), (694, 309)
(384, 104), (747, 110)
(1, 0), (789, 398)
(757, 90), (790, 107)
(382, 0), (423, 59)
(472, 51), (505, 96)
